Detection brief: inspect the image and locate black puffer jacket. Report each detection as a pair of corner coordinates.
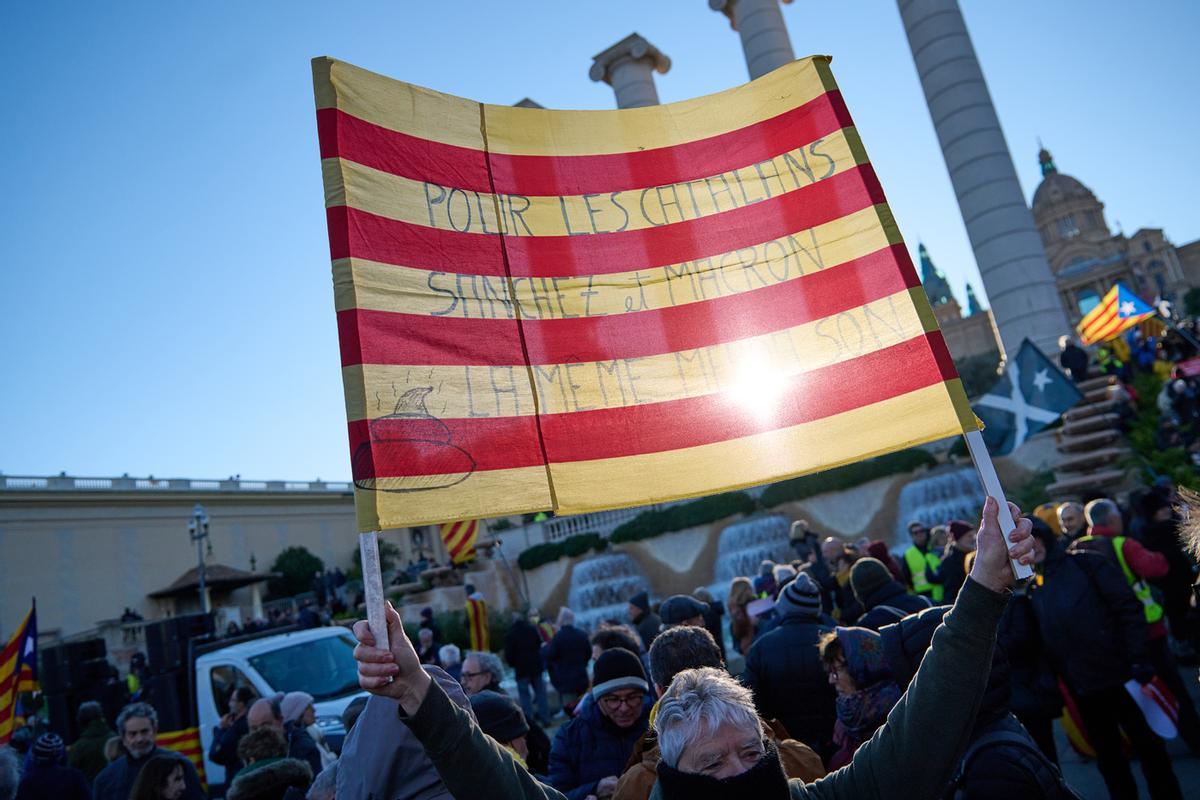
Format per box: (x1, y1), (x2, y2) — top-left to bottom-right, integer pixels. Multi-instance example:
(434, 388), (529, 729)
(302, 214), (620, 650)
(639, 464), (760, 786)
(856, 580), (932, 630)
(998, 589), (1062, 719)
(545, 624), (591, 695)
(742, 611), (835, 758)
(504, 618), (545, 680)
(1029, 543), (1148, 696)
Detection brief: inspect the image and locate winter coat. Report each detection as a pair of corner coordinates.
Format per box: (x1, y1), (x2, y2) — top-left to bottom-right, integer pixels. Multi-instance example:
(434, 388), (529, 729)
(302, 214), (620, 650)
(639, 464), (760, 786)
(1029, 545), (1149, 696)
(396, 578), (1014, 800)
(856, 580), (932, 631)
(997, 589), (1062, 719)
(544, 625), (591, 696)
(743, 612), (836, 758)
(209, 712), (250, 783)
(631, 610), (662, 651)
(933, 548), (970, 605)
(92, 748), (205, 800)
(285, 720), (323, 777)
(68, 718), (115, 782)
(612, 716), (825, 800)
(505, 619), (546, 680)
(1059, 344), (1089, 382)
(226, 757), (313, 800)
(547, 695), (649, 800)
(16, 763), (91, 800)
(700, 600), (726, 661)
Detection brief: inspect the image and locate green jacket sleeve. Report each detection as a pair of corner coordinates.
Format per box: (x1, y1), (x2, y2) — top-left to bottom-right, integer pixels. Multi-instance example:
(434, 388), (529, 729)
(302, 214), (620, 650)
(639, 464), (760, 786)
(400, 678), (569, 800)
(796, 577), (1009, 800)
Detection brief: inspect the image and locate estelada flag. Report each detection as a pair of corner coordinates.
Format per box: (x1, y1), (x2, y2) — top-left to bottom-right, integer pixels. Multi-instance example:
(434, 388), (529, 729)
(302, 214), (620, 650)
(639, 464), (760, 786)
(466, 597), (489, 652)
(0, 601), (38, 745)
(1077, 283), (1156, 346)
(314, 55), (977, 530)
(440, 519), (479, 565)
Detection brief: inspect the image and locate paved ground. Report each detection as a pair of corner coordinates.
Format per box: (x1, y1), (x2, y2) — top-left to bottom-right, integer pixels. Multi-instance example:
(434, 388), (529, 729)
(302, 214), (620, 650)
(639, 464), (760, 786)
(1056, 669), (1200, 799)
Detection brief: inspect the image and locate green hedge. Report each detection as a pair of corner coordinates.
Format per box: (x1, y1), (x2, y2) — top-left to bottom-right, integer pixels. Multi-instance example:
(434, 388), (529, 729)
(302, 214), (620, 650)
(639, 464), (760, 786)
(759, 448), (938, 508)
(610, 492), (756, 543)
(517, 532), (607, 571)
(1129, 372), (1200, 486)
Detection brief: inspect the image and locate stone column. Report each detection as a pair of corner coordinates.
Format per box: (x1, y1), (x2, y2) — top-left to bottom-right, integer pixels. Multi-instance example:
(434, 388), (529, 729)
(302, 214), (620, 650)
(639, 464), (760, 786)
(251, 583), (264, 620)
(709, 0), (795, 80)
(589, 33), (671, 109)
(898, 0), (1070, 357)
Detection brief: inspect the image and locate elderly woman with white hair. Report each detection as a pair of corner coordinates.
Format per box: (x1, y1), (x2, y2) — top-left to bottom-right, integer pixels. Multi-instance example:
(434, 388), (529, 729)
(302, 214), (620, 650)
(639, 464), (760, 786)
(353, 498), (1035, 799)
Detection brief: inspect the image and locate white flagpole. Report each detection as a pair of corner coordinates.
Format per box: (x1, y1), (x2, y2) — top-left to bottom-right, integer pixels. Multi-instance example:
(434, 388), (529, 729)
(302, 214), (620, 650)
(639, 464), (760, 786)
(963, 429), (1035, 581)
(359, 531), (390, 650)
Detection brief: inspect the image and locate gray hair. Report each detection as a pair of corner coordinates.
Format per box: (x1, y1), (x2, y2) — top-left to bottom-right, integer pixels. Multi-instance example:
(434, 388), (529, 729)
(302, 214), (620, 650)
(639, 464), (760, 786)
(1084, 498), (1119, 528)
(77, 700), (104, 725)
(654, 667), (763, 768)
(0, 746), (19, 800)
(557, 607), (575, 627)
(307, 762), (338, 800)
(439, 643), (461, 666)
(116, 701), (158, 734)
(468, 651), (504, 684)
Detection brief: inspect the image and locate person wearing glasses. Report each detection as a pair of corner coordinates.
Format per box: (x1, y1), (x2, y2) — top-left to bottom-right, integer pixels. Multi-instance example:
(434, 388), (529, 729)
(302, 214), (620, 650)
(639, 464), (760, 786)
(459, 651), (505, 696)
(548, 647), (650, 800)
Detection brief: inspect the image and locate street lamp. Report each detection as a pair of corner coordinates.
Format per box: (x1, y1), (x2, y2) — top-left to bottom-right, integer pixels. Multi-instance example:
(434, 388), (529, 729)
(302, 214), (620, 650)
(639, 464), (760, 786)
(188, 503), (211, 613)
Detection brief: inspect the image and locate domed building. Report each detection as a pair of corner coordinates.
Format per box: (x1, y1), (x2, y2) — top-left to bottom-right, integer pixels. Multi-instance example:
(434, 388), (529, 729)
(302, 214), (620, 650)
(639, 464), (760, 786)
(1032, 148), (1196, 325)
(918, 242), (1002, 363)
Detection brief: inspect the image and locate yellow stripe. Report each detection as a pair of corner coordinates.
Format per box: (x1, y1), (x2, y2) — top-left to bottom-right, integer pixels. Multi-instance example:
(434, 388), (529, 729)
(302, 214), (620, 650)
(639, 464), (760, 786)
(343, 289), (935, 420)
(333, 204), (894, 319)
(1078, 286), (1119, 330)
(324, 127), (860, 238)
(355, 466), (552, 530)
(549, 383), (968, 515)
(315, 56), (831, 156)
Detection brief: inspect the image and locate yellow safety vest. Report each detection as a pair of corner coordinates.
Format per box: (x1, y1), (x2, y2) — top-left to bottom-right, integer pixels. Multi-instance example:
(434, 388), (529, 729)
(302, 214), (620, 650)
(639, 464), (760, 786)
(1078, 535), (1164, 624)
(904, 546), (944, 602)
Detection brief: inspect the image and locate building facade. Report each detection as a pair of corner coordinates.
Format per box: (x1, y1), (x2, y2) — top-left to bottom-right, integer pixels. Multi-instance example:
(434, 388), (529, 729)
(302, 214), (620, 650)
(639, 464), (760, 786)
(918, 243), (1002, 362)
(1033, 148), (1196, 327)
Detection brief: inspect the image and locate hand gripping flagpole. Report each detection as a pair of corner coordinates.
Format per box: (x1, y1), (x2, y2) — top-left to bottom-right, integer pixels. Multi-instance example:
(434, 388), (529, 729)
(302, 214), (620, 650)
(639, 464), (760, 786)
(963, 430), (1035, 582)
(359, 531), (390, 651)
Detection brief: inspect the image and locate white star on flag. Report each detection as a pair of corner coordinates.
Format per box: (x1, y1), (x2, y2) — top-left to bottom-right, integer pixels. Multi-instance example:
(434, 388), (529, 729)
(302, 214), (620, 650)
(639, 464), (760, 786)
(975, 359), (1059, 448)
(1032, 369), (1052, 393)
(1119, 300), (1137, 316)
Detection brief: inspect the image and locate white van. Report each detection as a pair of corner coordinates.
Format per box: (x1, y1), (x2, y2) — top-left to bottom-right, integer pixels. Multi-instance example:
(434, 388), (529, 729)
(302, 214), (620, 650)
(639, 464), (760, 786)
(194, 626), (366, 792)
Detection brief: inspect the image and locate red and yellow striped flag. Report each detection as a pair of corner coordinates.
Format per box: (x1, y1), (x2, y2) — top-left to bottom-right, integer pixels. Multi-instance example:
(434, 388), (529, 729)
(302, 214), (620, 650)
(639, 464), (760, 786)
(158, 727), (208, 791)
(1076, 282), (1157, 346)
(0, 602), (38, 745)
(466, 597), (489, 652)
(440, 519), (479, 564)
(314, 55), (977, 530)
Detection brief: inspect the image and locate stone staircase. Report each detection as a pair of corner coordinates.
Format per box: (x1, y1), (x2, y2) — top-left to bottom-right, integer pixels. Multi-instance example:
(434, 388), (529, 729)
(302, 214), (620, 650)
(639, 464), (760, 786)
(1046, 374), (1131, 499)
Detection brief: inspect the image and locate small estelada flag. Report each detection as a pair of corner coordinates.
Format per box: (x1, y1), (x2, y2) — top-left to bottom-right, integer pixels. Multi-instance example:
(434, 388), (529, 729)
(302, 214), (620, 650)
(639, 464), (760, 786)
(1078, 283), (1156, 345)
(0, 601), (38, 745)
(440, 519), (480, 565)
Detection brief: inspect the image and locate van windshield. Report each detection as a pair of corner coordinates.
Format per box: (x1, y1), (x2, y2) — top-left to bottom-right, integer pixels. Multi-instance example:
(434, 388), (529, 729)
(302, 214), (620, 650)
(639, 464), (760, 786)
(248, 633), (361, 701)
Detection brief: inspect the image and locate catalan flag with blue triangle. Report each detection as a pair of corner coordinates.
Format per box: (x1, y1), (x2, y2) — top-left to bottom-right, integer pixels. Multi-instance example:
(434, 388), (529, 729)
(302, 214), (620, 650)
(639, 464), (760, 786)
(0, 601), (38, 745)
(1078, 282), (1156, 346)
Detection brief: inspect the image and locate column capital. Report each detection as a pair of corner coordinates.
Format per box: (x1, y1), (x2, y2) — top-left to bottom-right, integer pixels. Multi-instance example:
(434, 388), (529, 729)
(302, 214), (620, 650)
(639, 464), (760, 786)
(588, 33), (671, 85)
(709, 0), (793, 30)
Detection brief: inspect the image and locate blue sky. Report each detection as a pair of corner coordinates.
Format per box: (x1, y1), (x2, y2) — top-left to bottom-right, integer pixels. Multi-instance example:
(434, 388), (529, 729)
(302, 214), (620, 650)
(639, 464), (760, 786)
(2, 1), (1197, 482)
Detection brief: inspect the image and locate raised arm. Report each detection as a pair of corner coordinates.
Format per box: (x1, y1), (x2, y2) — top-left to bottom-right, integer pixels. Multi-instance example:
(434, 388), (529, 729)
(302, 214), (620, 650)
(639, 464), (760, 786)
(806, 498), (1033, 800)
(353, 602), (568, 800)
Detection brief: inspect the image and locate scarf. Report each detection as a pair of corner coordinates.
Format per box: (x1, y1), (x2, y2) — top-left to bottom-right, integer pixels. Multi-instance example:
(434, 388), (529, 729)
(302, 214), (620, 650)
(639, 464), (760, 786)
(835, 679), (902, 742)
(655, 742), (790, 800)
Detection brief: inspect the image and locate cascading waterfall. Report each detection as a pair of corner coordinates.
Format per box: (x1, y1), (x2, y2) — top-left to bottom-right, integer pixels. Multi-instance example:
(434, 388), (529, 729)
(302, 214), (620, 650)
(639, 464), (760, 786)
(710, 514), (792, 595)
(566, 552), (648, 632)
(893, 467), (985, 544)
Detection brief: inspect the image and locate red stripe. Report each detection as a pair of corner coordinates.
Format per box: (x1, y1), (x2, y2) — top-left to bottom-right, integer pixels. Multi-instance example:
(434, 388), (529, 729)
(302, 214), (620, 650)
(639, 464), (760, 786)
(347, 415), (544, 479)
(318, 108), (493, 193)
(1080, 295), (1117, 335)
(338, 242), (918, 368)
(521, 244), (918, 365)
(325, 163), (881, 280)
(354, 333), (950, 476)
(319, 91), (852, 197)
(326, 205), (507, 275)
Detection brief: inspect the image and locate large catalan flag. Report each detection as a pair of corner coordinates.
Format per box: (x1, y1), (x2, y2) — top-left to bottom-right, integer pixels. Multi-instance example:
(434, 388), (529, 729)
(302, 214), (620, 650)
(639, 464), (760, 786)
(0, 602), (38, 745)
(159, 727), (208, 791)
(314, 55), (977, 530)
(440, 519), (480, 565)
(1077, 282), (1157, 346)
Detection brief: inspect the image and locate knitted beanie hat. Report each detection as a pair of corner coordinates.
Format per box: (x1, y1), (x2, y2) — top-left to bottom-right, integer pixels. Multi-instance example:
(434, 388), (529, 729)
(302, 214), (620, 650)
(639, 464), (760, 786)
(469, 690), (529, 743)
(628, 591), (650, 613)
(32, 732), (65, 764)
(948, 520), (974, 542)
(850, 557), (893, 602)
(774, 572), (822, 619)
(281, 691), (315, 724)
(591, 647), (648, 699)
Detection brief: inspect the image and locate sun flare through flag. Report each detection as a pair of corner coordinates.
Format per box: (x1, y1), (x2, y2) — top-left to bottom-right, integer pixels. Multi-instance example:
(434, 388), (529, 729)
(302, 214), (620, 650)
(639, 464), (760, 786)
(313, 55), (978, 530)
(1076, 282), (1157, 346)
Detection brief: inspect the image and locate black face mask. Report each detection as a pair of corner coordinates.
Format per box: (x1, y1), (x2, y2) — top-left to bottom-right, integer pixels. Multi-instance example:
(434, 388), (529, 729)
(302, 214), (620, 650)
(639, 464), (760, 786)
(656, 741), (790, 800)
